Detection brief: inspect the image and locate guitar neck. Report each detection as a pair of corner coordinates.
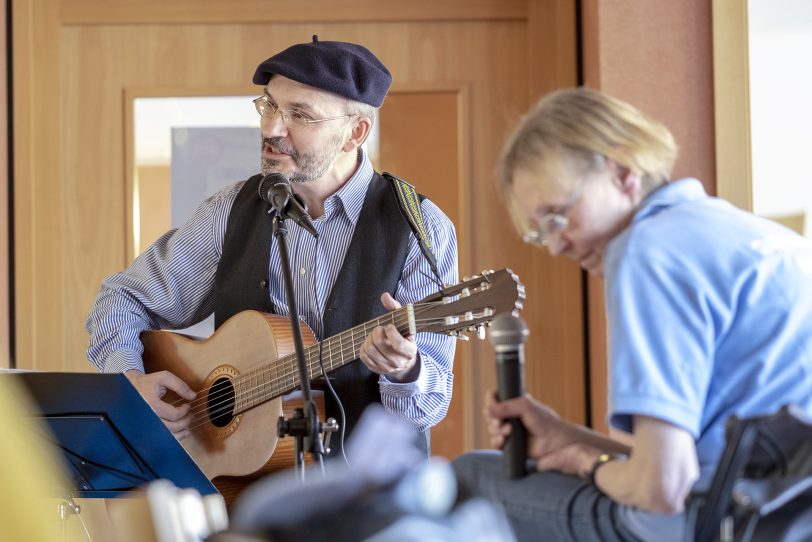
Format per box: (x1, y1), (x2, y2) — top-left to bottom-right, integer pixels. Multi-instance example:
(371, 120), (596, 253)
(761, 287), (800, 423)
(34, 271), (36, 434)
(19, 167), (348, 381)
(232, 305), (415, 414)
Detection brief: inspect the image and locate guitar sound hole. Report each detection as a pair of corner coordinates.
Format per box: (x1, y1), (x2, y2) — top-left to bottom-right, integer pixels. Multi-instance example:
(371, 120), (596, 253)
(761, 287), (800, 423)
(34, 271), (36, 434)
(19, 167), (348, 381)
(207, 377), (236, 427)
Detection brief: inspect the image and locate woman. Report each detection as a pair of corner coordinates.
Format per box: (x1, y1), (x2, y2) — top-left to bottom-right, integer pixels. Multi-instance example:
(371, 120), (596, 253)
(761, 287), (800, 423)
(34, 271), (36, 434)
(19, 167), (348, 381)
(453, 87), (812, 541)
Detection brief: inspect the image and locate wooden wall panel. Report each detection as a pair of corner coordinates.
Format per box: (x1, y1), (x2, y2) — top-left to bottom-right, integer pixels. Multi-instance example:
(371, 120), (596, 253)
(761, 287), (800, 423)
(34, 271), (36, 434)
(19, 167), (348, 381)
(378, 90), (463, 457)
(12, 0), (63, 370)
(712, 0), (752, 211)
(1, 0), (8, 368)
(59, 0), (528, 25)
(581, 0), (716, 433)
(13, 0), (581, 455)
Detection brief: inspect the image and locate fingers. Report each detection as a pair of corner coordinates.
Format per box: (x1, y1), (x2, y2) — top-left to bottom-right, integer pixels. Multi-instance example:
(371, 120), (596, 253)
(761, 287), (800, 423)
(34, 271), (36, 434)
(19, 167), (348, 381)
(358, 324), (418, 378)
(158, 371), (197, 401)
(152, 396), (192, 423)
(380, 292), (402, 311)
(126, 369), (196, 436)
(486, 393), (531, 421)
(486, 416), (512, 449)
(164, 412), (194, 440)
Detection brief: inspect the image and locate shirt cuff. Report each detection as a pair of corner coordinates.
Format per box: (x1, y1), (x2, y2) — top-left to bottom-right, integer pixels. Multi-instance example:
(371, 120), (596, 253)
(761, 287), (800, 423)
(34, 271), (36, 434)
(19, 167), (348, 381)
(378, 355), (427, 396)
(101, 350), (145, 374)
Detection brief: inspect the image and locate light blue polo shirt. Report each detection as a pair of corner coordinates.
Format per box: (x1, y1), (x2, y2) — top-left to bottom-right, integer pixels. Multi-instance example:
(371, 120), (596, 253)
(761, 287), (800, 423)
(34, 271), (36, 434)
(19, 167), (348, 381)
(605, 178), (812, 487)
(605, 179), (812, 541)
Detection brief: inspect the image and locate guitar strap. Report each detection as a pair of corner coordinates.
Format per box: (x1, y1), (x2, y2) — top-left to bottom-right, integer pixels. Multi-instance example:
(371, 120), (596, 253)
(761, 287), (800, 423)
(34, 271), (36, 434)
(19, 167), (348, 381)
(383, 172), (443, 285)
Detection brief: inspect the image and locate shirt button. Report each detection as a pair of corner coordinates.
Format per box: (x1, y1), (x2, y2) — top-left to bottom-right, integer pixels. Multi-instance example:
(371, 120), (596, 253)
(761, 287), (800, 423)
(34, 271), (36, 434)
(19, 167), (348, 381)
(299, 267), (306, 275)
(259, 279), (268, 288)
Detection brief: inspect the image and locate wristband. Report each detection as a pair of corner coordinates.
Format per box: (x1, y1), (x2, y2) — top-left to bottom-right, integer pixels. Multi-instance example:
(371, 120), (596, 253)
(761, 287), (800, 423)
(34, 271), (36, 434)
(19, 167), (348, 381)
(587, 452), (627, 485)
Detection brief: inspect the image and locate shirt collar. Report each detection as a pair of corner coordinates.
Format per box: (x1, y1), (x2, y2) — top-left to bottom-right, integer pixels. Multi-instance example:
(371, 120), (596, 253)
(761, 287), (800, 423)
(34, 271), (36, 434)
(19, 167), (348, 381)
(632, 178), (708, 224)
(324, 148), (374, 225)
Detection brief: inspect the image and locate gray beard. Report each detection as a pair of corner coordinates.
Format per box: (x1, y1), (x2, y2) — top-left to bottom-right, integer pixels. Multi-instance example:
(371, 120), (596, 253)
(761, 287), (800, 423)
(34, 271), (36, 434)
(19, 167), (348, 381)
(261, 134), (344, 184)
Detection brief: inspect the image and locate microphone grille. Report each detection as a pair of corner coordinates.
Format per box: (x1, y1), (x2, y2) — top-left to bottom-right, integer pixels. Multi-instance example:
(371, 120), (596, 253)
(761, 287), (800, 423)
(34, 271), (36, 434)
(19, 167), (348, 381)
(489, 313), (529, 347)
(258, 173), (287, 200)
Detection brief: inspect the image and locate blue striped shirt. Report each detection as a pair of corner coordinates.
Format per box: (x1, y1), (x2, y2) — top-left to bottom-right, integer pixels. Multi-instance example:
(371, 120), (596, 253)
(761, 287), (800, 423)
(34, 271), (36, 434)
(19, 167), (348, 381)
(85, 150), (459, 430)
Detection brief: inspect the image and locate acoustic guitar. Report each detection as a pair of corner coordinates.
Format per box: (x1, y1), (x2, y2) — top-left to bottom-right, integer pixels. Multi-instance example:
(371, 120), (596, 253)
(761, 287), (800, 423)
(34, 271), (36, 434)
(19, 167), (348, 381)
(141, 268), (524, 497)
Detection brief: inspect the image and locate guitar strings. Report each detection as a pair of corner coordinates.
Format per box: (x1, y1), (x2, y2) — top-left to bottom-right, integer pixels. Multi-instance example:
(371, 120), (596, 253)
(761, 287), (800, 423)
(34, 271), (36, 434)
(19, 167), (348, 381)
(188, 298), (483, 423)
(171, 300), (441, 415)
(178, 308), (412, 416)
(179, 302), (473, 431)
(180, 307), (448, 430)
(182, 312), (454, 432)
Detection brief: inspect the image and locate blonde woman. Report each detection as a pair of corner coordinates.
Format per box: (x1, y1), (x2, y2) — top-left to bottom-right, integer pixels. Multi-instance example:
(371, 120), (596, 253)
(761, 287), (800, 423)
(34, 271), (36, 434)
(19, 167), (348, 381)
(453, 87), (812, 541)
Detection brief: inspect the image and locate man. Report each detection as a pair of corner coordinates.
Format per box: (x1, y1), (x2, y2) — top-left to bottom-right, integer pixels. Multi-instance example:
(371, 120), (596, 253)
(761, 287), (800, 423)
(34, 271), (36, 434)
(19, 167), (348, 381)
(452, 87), (812, 541)
(85, 36), (458, 456)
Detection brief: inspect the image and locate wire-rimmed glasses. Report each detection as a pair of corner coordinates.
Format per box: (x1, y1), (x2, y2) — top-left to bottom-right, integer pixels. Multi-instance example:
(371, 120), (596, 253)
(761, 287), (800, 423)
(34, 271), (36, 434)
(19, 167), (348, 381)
(253, 95), (355, 130)
(522, 181), (587, 247)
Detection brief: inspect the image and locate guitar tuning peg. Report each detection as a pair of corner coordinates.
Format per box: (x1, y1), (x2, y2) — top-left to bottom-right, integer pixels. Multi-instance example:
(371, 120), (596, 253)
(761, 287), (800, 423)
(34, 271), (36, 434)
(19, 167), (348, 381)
(456, 334), (470, 341)
(462, 275), (471, 282)
(461, 287), (470, 297)
(476, 325), (487, 340)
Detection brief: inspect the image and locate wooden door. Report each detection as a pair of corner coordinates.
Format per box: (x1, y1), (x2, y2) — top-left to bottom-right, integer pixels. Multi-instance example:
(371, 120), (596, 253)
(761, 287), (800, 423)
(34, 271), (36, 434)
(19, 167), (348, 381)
(12, 0), (579, 458)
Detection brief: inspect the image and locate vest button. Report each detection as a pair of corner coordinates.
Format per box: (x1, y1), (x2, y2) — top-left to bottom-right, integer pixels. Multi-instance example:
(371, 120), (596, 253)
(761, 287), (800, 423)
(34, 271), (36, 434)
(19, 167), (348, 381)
(259, 279), (268, 288)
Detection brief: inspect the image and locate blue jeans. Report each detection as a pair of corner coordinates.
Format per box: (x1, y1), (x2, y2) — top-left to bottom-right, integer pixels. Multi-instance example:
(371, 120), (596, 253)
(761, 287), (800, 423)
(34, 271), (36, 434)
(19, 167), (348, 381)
(452, 451), (644, 542)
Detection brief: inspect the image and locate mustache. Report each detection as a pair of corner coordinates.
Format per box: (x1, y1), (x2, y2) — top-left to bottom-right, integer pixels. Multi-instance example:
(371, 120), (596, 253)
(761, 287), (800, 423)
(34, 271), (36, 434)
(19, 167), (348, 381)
(263, 137), (298, 160)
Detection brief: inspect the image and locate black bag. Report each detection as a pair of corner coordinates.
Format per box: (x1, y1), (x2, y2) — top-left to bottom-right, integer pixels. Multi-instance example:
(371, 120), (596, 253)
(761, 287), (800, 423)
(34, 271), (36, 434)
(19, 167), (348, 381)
(685, 405), (812, 542)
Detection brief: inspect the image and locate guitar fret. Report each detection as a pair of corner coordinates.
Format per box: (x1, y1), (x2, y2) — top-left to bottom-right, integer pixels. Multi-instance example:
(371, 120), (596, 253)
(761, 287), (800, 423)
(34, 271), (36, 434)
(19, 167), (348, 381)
(287, 356), (296, 390)
(264, 364), (271, 403)
(235, 376), (245, 412)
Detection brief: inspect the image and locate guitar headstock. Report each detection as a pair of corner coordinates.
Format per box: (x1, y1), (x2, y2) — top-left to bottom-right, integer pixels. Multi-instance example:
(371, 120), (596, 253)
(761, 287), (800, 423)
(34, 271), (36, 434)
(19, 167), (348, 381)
(413, 268), (525, 339)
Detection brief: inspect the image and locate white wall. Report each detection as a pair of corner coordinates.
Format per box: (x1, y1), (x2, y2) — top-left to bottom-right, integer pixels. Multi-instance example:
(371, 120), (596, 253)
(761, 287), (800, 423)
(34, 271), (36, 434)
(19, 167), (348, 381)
(749, 0), (812, 236)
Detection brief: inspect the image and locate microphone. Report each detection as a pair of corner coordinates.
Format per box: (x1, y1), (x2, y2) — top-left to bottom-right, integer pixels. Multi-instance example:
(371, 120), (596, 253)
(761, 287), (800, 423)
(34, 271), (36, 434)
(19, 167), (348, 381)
(489, 313), (529, 479)
(258, 173), (319, 238)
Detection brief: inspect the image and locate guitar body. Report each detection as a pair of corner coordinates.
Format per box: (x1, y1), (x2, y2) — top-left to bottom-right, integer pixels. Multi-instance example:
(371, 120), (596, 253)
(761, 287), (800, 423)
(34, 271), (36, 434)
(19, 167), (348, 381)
(141, 310), (316, 482)
(139, 269), (524, 504)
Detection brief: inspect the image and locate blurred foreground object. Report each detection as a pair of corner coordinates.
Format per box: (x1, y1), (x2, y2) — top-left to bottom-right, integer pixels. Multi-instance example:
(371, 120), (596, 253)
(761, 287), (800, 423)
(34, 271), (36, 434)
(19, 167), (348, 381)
(0, 372), (68, 542)
(211, 404), (517, 542)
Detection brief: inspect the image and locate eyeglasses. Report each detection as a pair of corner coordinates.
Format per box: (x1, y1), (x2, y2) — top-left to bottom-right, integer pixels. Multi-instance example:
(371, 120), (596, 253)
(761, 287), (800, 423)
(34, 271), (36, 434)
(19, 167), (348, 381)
(253, 96), (355, 130)
(522, 181), (587, 247)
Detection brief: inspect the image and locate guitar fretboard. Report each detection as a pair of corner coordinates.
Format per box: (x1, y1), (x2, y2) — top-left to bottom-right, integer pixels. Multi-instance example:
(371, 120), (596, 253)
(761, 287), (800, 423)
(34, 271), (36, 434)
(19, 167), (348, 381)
(231, 305), (415, 414)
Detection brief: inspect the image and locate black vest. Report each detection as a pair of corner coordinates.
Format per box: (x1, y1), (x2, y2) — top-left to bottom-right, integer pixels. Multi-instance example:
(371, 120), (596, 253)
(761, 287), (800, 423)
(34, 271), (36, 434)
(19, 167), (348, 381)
(214, 173), (428, 454)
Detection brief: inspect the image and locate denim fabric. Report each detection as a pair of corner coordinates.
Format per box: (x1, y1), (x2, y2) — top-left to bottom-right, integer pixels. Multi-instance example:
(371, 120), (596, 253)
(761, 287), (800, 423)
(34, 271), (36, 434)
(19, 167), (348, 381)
(452, 451), (645, 542)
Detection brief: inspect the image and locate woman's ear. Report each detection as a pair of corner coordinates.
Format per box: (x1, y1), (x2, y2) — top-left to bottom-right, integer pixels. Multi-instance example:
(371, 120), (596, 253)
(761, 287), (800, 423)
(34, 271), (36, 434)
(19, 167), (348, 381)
(608, 159), (640, 196)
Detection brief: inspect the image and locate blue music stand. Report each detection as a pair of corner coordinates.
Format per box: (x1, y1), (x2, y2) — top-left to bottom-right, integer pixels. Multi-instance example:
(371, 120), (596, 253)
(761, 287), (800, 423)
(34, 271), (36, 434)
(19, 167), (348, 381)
(5, 371), (217, 498)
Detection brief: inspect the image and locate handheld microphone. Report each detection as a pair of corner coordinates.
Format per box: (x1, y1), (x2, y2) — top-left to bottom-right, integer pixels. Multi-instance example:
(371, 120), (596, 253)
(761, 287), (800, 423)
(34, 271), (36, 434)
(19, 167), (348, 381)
(258, 173), (319, 238)
(489, 313), (529, 479)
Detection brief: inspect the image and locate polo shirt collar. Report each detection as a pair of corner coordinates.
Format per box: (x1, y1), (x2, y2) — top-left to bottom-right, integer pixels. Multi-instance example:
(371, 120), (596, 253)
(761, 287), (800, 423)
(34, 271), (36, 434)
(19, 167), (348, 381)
(632, 178), (708, 223)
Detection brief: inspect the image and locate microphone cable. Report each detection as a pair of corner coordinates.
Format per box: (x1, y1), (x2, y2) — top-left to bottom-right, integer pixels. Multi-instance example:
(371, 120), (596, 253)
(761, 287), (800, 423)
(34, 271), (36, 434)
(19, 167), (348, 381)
(308, 234), (350, 467)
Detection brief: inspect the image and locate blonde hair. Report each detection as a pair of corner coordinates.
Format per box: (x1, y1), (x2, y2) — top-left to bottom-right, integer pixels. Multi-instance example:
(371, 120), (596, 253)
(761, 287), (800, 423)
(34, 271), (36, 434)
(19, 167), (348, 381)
(497, 87), (678, 196)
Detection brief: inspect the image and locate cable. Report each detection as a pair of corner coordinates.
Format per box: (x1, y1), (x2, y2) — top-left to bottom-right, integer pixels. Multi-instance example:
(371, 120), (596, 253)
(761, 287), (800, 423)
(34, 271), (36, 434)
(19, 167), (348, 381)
(310, 234), (350, 466)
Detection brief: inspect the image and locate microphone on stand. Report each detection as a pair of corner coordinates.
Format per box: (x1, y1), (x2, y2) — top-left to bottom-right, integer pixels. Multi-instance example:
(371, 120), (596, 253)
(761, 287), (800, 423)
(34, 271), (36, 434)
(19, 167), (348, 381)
(258, 173), (319, 238)
(489, 313), (529, 479)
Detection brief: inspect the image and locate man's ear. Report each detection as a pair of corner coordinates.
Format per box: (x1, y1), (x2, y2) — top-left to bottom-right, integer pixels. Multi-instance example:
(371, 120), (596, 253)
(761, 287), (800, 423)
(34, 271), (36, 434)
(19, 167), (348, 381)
(343, 117), (372, 152)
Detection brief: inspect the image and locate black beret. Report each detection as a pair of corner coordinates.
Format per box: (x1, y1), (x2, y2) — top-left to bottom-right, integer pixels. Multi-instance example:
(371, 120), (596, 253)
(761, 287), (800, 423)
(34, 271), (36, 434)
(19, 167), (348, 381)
(253, 35), (392, 108)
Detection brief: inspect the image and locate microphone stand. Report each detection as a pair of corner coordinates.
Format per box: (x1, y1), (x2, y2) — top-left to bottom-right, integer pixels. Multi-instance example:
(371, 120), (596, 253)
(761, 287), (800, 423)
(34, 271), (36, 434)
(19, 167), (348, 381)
(267, 182), (330, 481)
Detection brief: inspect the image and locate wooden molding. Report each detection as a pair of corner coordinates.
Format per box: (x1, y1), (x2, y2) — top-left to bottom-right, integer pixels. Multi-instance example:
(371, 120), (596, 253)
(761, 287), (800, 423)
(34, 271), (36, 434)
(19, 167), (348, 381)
(123, 86), (258, 261)
(712, 0), (752, 210)
(61, 0), (528, 25)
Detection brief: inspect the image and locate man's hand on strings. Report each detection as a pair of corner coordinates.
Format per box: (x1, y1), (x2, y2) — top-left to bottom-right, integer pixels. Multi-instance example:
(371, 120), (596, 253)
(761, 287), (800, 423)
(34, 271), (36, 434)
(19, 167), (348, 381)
(125, 369), (197, 439)
(358, 292), (420, 383)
